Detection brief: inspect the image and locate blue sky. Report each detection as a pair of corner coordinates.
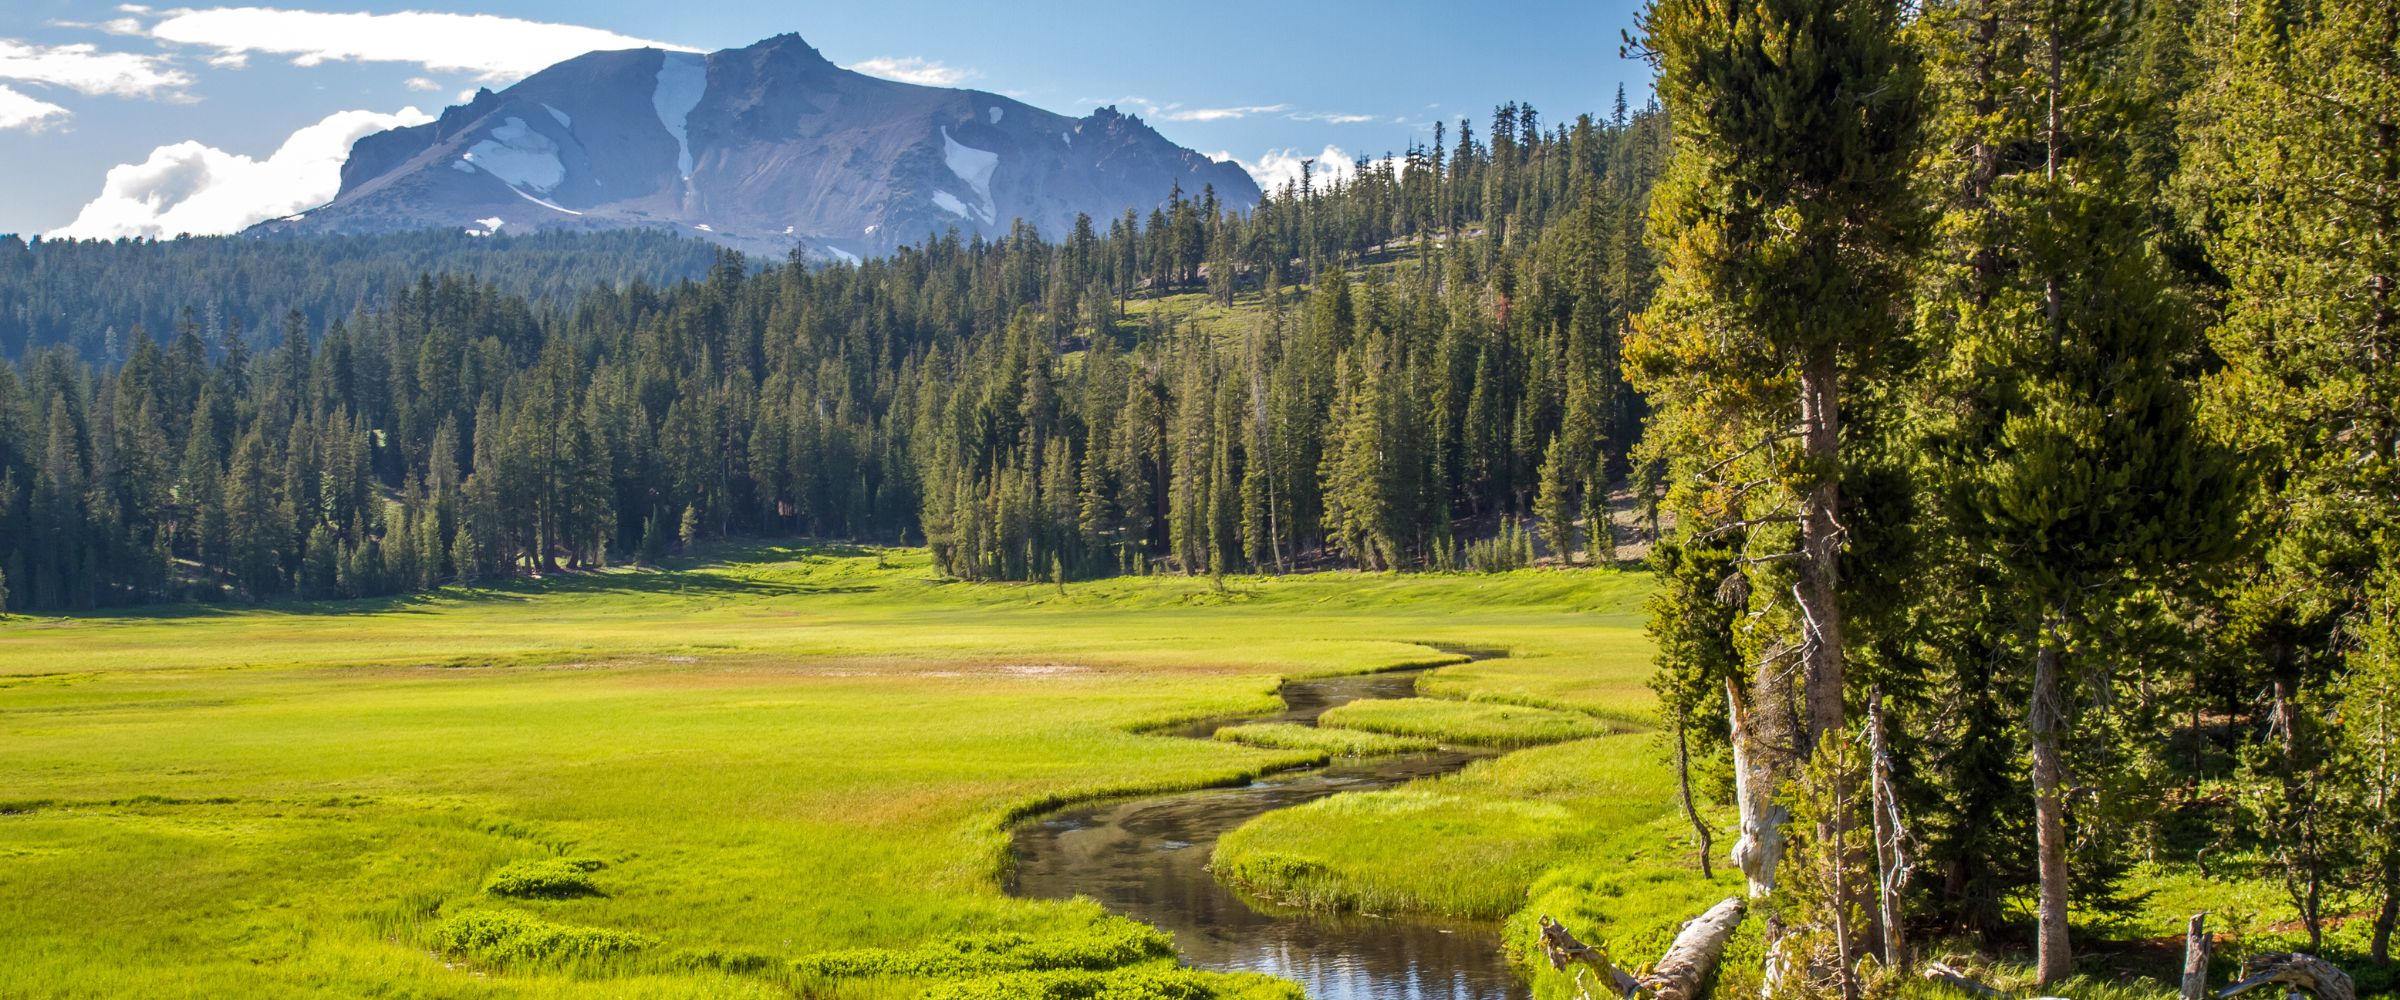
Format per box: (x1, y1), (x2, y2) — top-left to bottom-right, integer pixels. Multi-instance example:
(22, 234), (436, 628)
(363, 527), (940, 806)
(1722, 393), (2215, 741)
(0, 0), (1655, 238)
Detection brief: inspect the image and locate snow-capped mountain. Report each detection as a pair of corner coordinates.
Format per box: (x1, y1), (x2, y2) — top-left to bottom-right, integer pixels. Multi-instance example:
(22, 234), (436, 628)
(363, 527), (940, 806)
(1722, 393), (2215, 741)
(250, 34), (1261, 261)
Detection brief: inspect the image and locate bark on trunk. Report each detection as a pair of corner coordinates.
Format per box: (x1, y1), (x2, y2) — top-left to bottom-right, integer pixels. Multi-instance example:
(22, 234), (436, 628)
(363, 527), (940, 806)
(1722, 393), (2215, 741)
(1727, 676), (1786, 897)
(2374, 867), (2395, 964)
(1795, 346), (1846, 742)
(1540, 898), (1746, 1000)
(2030, 640), (2072, 987)
(1647, 897), (1748, 1000)
(1868, 689), (1908, 969)
(2220, 953), (2356, 1000)
(2183, 912), (2212, 1000)
(1677, 722), (1716, 880)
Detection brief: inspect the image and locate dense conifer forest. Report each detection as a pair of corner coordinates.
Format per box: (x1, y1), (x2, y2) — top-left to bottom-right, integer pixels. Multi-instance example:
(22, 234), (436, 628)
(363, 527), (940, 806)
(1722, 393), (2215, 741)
(0, 97), (1668, 608)
(3, 0), (2397, 988)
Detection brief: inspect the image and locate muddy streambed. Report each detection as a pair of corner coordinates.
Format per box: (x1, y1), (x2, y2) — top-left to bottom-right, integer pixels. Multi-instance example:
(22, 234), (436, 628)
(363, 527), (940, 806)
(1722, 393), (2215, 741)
(1006, 668), (1532, 1000)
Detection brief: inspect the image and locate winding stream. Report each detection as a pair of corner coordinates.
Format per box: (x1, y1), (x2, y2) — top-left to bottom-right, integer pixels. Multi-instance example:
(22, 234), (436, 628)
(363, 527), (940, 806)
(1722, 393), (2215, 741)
(1007, 668), (1534, 1000)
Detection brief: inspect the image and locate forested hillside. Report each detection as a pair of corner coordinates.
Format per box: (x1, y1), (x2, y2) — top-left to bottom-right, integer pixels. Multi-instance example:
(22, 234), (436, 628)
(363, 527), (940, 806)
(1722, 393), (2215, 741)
(0, 228), (723, 361)
(0, 98), (1668, 609)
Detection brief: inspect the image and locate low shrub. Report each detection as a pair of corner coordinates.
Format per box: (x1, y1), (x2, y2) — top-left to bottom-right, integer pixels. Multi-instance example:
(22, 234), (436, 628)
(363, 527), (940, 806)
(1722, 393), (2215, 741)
(431, 907), (654, 966)
(482, 856), (606, 898)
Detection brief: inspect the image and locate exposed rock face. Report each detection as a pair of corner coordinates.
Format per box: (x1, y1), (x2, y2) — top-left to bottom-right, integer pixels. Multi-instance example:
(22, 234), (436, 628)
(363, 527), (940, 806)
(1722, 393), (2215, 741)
(253, 34), (1261, 261)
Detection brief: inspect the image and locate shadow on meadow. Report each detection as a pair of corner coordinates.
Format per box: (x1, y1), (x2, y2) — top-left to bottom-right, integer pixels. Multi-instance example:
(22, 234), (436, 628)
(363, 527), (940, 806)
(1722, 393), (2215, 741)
(30, 539), (888, 624)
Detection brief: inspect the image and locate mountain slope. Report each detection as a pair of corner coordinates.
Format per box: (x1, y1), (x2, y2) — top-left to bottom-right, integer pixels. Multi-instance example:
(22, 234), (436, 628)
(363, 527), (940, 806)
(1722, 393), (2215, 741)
(248, 34), (1261, 261)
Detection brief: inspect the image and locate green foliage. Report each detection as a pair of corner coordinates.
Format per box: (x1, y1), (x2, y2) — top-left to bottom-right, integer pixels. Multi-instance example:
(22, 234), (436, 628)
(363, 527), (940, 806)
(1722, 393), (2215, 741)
(1463, 517), (1538, 573)
(480, 857), (606, 899)
(429, 907), (655, 967)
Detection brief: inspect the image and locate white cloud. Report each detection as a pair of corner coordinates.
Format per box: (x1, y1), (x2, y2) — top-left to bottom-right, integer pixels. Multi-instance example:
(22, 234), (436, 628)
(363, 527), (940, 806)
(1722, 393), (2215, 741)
(402, 76), (439, 92)
(1158, 103), (1286, 123)
(0, 38), (191, 98)
(0, 83), (69, 130)
(1288, 111), (1376, 125)
(142, 8), (692, 83)
(847, 56), (973, 87)
(48, 105), (433, 239)
(1214, 145), (1357, 194)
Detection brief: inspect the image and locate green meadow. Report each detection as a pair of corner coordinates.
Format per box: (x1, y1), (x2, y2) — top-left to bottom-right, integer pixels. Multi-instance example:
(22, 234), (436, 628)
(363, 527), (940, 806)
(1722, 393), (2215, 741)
(0, 545), (1669, 998)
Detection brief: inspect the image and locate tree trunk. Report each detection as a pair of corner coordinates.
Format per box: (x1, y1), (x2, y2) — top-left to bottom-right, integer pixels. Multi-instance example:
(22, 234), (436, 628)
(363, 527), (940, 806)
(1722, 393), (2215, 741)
(1797, 343), (1867, 973)
(1726, 676), (1786, 897)
(1648, 897), (1748, 1000)
(2183, 912), (2212, 1000)
(1868, 688), (1908, 968)
(1540, 897), (1746, 1000)
(1677, 721), (1716, 880)
(2372, 875), (2394, 965)
(2031, 639), (2072, 987)
(1796, 345), (1846, 742)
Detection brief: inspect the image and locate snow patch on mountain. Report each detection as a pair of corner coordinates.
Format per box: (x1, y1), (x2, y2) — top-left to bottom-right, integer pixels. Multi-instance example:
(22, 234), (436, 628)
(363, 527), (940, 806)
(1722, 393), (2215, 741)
(653, 51), (707, 179)
(988, 107), (1002, 124)
(476, 216), (505, 230)
(464, 117), (564, 192)
(506, 186), (582, 215)
(930, 190), (969, 217)
(543, 104), (572, 128)
(940, 126), (998, 223)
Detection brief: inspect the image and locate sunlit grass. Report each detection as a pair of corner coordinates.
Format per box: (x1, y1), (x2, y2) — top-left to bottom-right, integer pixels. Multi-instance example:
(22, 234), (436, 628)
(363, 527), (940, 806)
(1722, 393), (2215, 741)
(0, 543), (1659, 996)
(1318, 697), (1613, 747)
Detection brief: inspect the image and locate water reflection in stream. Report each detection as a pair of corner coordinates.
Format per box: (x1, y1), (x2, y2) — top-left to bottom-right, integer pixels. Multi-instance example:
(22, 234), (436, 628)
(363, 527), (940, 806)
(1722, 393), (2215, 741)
(1007, 670), (1532, 1000)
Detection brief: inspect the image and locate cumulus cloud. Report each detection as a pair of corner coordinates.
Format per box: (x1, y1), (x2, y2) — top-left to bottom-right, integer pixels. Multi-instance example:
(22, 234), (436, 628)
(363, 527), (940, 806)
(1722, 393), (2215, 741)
(48, 105), (433, 239)
(0, 38), (191, 98)
(1214, 145), (1357, 194)
(402, 76), (439, 92)
(0, 83), (69, 130)
(847, 57), (974, 87)
(141, 8), (691, 83)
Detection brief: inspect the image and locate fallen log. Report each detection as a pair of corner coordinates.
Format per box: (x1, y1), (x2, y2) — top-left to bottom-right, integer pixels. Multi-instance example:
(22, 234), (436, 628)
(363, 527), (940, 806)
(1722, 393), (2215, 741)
(1920, 960), (2008, 999)
(2218, 952), (2354, 1000)
(1648, 897), (1747, 1000)
(1540, 896), (1747, 1000)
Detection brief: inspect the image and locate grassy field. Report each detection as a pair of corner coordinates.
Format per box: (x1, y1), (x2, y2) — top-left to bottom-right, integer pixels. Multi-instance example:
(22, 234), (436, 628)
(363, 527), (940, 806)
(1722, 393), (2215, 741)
(0, 544), (1662, 998)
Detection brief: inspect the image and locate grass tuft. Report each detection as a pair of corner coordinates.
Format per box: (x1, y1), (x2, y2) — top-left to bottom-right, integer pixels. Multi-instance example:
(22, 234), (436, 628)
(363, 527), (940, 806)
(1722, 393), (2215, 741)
(481, 857), (607, 898)
(430, 907), (655, 966)
(1317, 697), (1609, 747)
(1213, 722), (1436, 756)
(793, 923), (1175, 977)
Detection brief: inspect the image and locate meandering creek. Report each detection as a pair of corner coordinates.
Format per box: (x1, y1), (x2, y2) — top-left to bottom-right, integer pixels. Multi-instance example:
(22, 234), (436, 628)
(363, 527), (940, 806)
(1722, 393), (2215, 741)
(1007, 667), (1535, 1000)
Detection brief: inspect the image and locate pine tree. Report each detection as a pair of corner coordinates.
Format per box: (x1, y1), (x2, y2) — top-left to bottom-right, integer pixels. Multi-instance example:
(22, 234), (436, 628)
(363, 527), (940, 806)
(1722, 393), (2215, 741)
(1628, 0), (1923, 977)
(1922, 0), (2245, 977)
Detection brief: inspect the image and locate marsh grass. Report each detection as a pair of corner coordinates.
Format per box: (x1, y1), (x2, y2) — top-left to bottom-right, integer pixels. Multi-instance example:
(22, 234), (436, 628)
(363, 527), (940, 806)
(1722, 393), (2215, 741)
(1317, 697), (1612, 747)
(1214, 735), (1670, 921)
(484, 857), (609, 898)
(0, 543), (1657, 997)
(1212, 722), (1437, 756)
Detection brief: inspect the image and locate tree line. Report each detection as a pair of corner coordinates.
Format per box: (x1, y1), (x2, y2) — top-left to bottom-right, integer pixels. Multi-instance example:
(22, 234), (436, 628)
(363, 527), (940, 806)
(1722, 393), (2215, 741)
(0, 97), (1668, 611)
(1635, 0), (2397, 990)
